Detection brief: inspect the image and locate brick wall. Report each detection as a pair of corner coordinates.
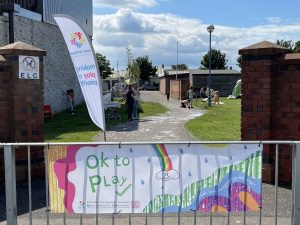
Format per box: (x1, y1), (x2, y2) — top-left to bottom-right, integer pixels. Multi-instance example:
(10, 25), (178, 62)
(159, 78), (167, 95)
(0, 57), (11, 141)
(239, 41), (300, 183)
(0, 43), (46, 181)
(0, 15), (84, 113)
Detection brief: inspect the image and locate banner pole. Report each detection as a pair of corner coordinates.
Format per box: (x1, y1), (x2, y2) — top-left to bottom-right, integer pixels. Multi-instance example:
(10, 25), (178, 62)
(104, 130), (107, 142)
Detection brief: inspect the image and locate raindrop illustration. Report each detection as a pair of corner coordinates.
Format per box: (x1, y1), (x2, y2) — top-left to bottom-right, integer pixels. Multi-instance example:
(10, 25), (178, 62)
(130, 148), (133, 153)
(229, 156), (232, 160)
(180, 148), (184, 154)
(205, 158), (208, 163)
(188, 171), (192, 177)
(141, 179), (145, 185)
(244, 144), (247, 150)
(148, 157), (151, 163)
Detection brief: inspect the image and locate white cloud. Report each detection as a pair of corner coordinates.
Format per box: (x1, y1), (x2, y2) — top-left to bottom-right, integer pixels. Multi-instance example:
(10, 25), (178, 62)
(156, 169), (180, 181)
(266, 17), (284, 24)
(93, 9), (300, 70)
(94, 0), (157, 9)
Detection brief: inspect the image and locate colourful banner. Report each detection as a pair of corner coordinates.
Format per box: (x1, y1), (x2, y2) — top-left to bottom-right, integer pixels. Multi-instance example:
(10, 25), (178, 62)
(53, 15), (105, 131)
(48, 144), (262, 214)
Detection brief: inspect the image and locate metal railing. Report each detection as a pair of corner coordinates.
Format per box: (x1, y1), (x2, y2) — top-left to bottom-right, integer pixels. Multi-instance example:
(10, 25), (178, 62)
(0, 141), (299, 225)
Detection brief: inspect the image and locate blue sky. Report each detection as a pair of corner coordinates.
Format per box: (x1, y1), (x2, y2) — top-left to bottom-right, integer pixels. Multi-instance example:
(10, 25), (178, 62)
(92, 0), (300, 70)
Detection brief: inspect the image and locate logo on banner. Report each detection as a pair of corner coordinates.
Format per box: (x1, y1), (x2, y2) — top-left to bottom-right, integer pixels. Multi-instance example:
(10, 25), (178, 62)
(70, 32), (85, 48)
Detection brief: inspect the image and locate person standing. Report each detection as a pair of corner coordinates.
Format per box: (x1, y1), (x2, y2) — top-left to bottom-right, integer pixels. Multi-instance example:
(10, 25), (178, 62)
(132, 83), (139, 120)
(200, 86), (207, 98)
(67, 89), (75, 114)
(187, 86), (194, 108)
(126, 85), (135, 120)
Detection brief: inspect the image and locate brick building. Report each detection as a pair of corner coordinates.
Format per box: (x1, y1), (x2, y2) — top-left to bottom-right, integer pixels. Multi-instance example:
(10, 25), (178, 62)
(239, 41), (300, 183)
(160, 69), (241, 100)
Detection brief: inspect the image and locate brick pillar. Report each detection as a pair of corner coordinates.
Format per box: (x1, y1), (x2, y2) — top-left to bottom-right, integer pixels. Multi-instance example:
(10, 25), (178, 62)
(239, 41), (291, 183)
(273, 54), (300, 183)
(0, 41), (46, 181)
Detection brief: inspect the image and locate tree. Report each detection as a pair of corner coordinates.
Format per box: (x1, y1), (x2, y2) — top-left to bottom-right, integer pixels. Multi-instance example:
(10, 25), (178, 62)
(276, 39), (300, 53)
(293, 41), (300, 53)
(236, 56), (242, 68)
(95, 53), (112, 79)
(127, 59), (140, 83)
(126, 46), (157, 83)
(135, 55), (157, 82)
(126, 47), (136, 83)
(171, 64), (188, 70)
(200, 49), (228, 70)
(276, 40), (294, 50)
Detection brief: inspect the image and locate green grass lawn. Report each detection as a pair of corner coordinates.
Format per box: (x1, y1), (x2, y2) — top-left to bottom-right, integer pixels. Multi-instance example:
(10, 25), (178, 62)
(44, 101), (168, 142)
(185, 97), (241, 141)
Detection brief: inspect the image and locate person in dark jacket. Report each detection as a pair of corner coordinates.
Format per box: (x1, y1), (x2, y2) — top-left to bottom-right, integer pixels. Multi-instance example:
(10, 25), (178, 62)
(126, 85), (135, 120)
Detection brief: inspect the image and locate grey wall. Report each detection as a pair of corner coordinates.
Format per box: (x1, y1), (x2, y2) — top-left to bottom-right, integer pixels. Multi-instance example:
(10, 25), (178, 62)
(0, 15), (84, 113)
(43, 0), (93, 36)
(192, 74), (241, 97)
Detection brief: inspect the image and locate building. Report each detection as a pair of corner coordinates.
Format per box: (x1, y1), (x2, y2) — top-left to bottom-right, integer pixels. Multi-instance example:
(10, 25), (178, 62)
(0, 0), (93, 112)
(160, 69), (241, 99)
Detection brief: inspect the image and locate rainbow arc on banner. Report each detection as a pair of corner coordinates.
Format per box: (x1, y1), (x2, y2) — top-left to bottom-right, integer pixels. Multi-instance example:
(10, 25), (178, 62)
(152, 144), (173, 171)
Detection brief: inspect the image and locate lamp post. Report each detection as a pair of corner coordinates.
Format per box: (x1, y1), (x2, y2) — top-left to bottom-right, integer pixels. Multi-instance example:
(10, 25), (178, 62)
(176, 40), (178, 80)
(207, 25), (214, 107)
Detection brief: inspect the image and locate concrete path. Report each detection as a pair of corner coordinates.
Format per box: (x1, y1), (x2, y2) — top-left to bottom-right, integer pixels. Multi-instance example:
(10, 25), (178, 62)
(93, 91), (204, 142)
(0, 91), (293, 225)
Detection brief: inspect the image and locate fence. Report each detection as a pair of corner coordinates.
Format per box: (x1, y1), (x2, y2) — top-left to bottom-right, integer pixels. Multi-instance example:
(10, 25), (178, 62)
(0, 141), (300, 225)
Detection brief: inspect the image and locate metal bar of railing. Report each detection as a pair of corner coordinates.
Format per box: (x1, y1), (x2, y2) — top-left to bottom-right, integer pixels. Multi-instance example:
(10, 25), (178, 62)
(210, 212), (212, 225)
(80, 214), (83, 225)
(129, 213), (131, 225)
(96, 210), (99, 225)
(44, 145), (50, 225)
(292, 144), (295, 225)
(162, 171), (165, 225)
(0, 140), (296, 147)
(63, 212), (66, 225)
(275, 144), (279, 225)
(1, 141), (298, 224)
(227, 209), (230, 225)
(4, 145), (17, 225)
(259, 146), (263, 225)
(193, 210), (196, 225)
(292, 143), (300, 225)
(27, 146), (32, 225)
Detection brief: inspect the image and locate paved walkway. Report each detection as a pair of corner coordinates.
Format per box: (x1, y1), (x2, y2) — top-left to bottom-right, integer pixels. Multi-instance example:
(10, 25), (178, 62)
(93, 91), (204, 142)
(0, 91), (293, 224)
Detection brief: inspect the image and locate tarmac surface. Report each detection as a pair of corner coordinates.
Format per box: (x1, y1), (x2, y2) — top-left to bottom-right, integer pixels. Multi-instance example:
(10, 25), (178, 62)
(93, 91), (203, 142)
(0, 91), (293, 224)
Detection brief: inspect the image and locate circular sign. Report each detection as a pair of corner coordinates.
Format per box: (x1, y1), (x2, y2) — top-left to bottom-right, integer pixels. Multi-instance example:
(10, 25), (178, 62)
(22, 57), (36, 71)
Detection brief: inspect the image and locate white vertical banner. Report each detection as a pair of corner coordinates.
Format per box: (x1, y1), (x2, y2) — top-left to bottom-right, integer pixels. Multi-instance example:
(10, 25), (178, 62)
(53, 15), (106, 131)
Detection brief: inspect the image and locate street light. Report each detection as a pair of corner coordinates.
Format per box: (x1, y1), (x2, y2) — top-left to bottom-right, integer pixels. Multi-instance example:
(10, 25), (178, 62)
(207, 25), (214, 107)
